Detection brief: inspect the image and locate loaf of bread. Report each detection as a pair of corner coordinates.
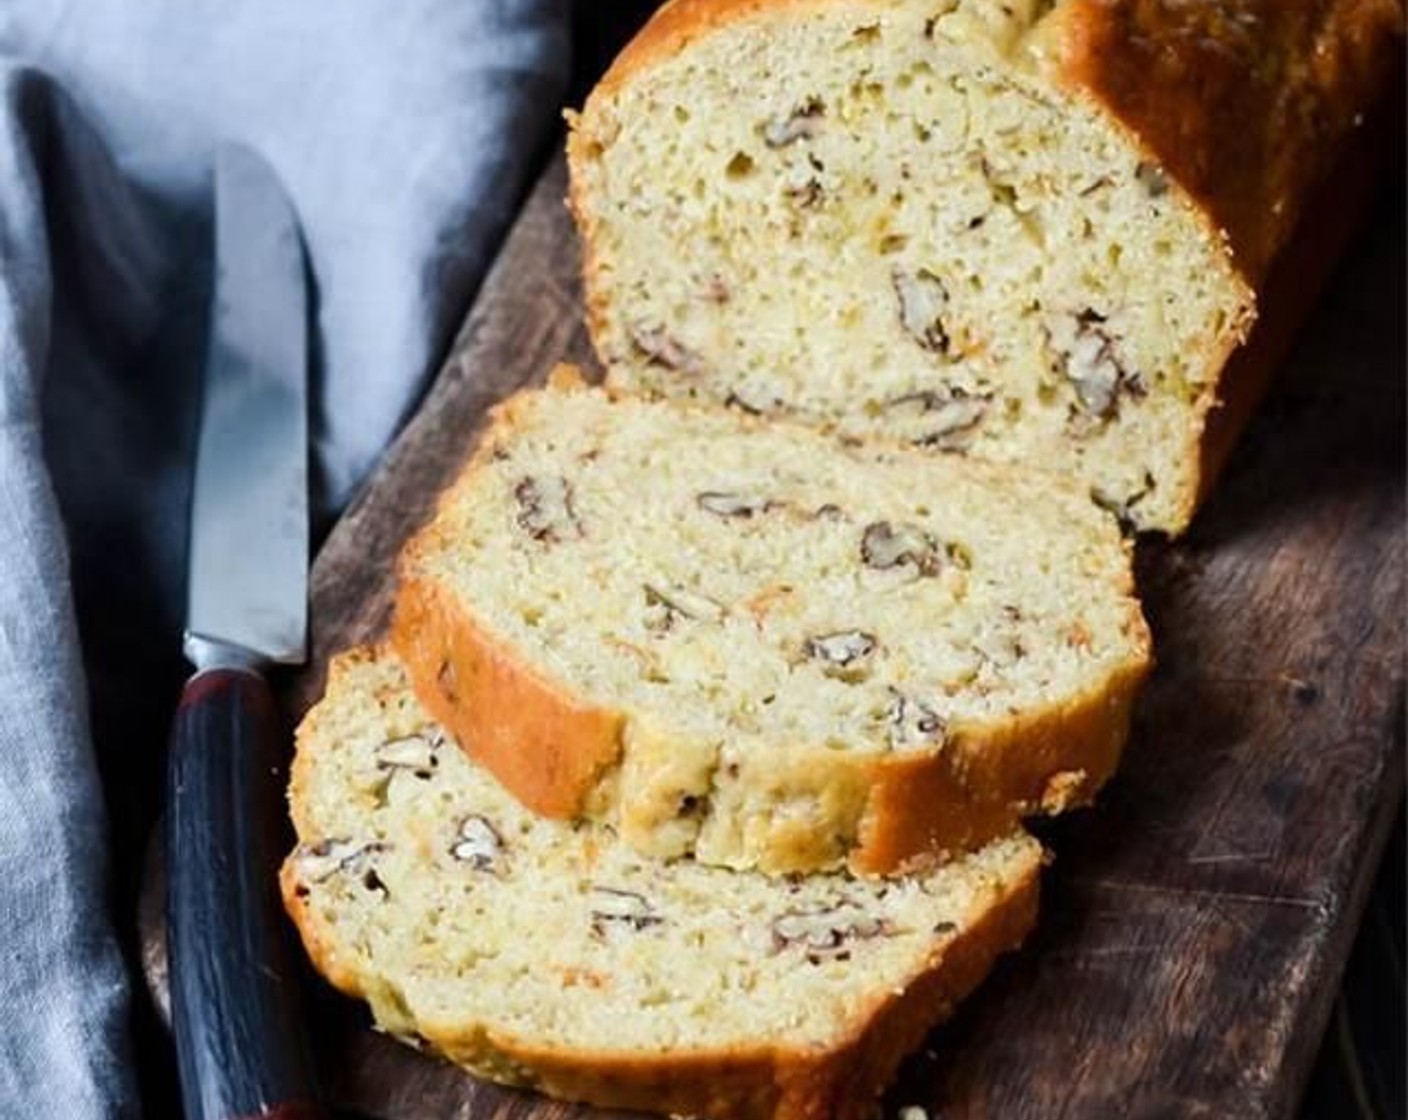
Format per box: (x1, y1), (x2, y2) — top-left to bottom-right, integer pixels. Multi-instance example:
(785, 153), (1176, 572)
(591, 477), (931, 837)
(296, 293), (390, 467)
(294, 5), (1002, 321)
(282, 647), (1041, 1120)
(393, 370), (1149, 875)
(567, 0), (1402, 533)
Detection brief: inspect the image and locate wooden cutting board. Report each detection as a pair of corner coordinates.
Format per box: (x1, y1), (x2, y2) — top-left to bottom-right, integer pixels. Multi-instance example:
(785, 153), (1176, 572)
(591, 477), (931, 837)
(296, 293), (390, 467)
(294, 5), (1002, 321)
(142, 151), (1404, 1119)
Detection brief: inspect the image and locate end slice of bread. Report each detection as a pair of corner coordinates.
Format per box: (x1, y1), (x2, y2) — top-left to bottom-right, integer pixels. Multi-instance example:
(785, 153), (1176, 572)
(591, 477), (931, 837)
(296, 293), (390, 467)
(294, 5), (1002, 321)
(282, 647), (1041, 1120)
(393, 371), (1150, 875)
(567, 0), (1397, 533)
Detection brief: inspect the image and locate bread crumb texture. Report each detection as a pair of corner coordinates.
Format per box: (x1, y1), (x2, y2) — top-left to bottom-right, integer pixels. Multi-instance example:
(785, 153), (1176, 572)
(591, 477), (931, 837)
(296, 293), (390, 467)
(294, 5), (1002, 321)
(570, 0), (1259, 531)
(283, 647), (1041, 1120)
(395, 377), (1149, 873)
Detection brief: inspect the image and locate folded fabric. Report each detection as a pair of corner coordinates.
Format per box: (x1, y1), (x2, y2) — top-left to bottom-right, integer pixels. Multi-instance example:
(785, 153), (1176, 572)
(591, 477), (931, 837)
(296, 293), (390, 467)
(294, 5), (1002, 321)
(0, 3), (569, 1116)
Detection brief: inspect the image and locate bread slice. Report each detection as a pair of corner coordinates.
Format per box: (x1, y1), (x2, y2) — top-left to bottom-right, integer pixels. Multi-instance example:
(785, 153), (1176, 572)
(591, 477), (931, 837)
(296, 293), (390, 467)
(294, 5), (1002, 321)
(281, 647), (1042, 1120)
(393, 370), (1149, 875)
(567, 0), (1402, 533)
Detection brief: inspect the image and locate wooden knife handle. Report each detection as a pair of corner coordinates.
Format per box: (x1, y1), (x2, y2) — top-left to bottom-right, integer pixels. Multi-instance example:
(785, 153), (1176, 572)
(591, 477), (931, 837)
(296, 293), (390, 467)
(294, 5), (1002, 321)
(167, 668), (328, 1120)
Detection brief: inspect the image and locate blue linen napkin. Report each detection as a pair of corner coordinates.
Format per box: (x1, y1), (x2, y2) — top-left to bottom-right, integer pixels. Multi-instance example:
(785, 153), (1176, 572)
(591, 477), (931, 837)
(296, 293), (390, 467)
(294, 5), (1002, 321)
(0, 3), (569, 1116)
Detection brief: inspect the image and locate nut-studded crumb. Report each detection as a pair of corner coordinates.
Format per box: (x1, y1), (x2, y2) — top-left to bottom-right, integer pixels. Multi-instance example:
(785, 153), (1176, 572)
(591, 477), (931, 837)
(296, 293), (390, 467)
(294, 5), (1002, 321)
(515, 476), (583, 543)
(283, 646), (1045, 1119)
(395, 380), (1149, 876)
(572, 0), (1262, 533)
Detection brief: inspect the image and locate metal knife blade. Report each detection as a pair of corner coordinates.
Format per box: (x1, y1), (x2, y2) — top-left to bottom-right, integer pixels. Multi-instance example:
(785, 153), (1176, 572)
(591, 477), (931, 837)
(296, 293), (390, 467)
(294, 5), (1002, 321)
(185, 144), (308, 668)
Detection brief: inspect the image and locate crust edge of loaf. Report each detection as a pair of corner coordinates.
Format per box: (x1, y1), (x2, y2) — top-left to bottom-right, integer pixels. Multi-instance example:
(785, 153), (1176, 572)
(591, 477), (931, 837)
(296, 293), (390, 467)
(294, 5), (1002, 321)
(390, 365), (629, 821)
(1190, 93), (1401, 512)
(437, 852), (1038, 1120)
(397, 565), (1149, 875)
(393, 553), (628, 822)
(852, 647), (1149, 875)
(576, 0), (1400, 285)
(389, 371), (1154, 873)
(280, 850), (1040, 1120)
(574, 0), (1262, 283)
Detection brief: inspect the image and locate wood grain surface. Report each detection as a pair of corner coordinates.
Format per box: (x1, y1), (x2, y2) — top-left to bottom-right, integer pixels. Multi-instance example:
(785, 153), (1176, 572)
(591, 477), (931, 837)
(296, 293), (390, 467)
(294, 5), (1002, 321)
(141, 147), (1405, 1118)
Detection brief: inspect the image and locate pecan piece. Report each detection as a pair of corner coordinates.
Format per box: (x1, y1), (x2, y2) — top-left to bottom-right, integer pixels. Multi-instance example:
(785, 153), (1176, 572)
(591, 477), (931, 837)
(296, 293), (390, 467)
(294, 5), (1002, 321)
(644, 583), (727, 631)
(892, 268), (952, 354)
(1090, 471), (1155, 533)
(1135, 160), (1169, 198)
(450, 815), (504, 871)
(763, 97), (825, 148)
(861, 521), (941, 577)
(1046, 310), (1144, 420)
(886, 388), (989, 451)
(696, 491), (774, 519)
(631, 323), (704, 375)
(294, 839), (389, 884)
(589, 887), (663, 935)
(375, 732), (441, 778)
(805, 630), (877, 668)
(886, 691), (946, 750)
(515, 476), (583, 543)
(771, 902), (891, 963)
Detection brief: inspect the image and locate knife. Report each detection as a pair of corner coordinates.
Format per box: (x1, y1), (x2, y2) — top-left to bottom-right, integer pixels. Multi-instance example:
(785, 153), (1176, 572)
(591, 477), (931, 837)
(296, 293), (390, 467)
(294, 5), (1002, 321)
(166, 143), (328, 1120)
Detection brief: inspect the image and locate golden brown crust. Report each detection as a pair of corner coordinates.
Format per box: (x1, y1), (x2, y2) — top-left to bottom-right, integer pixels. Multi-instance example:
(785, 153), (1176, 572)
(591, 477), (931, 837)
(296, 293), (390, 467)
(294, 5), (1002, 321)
(1193, 88), (1401, 505)
(281, 816), (1039, 1120)
(393, 551), (626, 821)
(853, 654), (1148, 874)
(280, 865), (366, 998)
(1052, 0), (1403, 519)
(389, 366), (627, 820)
(1050, 0), (1404, 286)
(391, 370), (1152, 873)
(401, 573), (1146, 873)
(588, 0), (808, 101)
(391, 374), (1152, 872)
(280, 646), (405, 999)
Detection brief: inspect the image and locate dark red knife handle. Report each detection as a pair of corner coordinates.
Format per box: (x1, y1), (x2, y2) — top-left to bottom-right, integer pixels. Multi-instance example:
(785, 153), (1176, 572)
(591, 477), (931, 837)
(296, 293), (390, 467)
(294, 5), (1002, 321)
(167, 668), (328, 1120)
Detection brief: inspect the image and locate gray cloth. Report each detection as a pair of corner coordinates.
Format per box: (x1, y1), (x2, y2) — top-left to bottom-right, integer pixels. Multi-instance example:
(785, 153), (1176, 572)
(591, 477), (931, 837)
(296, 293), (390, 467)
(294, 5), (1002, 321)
(0, 3), (570, 1116)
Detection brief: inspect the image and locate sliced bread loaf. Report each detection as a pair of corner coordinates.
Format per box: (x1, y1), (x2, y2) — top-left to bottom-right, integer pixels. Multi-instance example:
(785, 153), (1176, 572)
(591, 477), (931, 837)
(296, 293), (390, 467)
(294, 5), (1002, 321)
(282, 646), (1042, 1120)
(567, 0), (1402, 532)
(393, 370), (1149, 875)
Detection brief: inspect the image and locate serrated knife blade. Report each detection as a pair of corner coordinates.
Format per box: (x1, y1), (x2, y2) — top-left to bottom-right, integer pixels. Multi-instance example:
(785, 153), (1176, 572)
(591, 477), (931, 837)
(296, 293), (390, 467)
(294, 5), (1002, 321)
(184, 143), (308, 668)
